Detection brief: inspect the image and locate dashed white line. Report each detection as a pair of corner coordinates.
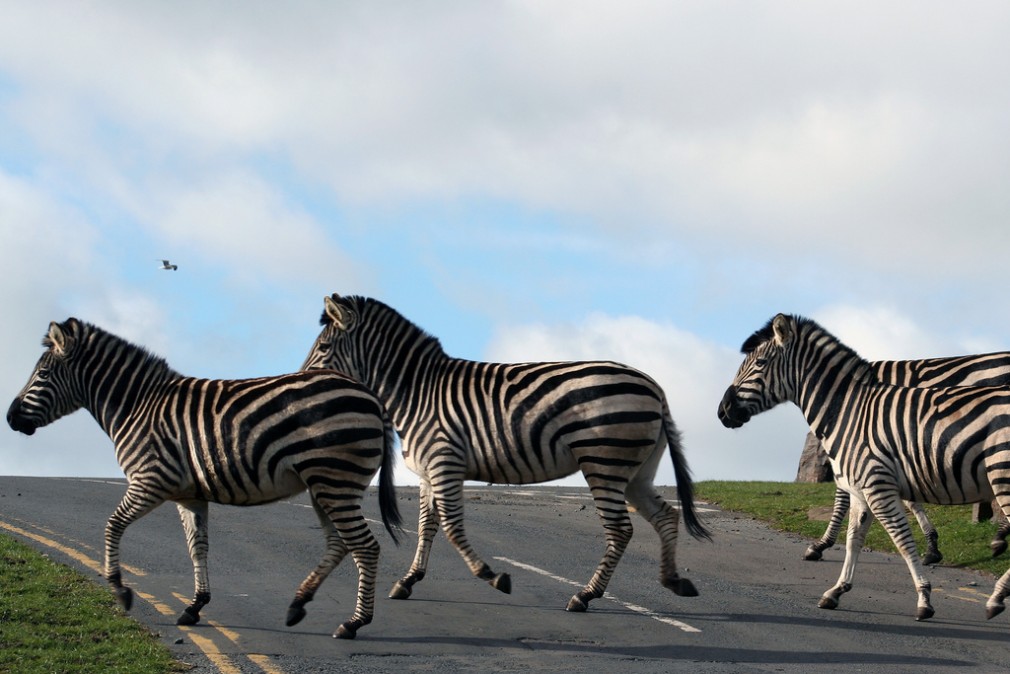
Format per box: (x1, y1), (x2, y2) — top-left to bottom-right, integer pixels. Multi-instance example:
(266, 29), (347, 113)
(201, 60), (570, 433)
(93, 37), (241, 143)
(493, 555), (702, 633)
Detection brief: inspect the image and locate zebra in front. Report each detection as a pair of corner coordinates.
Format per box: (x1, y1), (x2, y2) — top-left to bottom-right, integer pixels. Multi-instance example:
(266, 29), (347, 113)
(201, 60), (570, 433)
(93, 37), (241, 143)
(7, 318), (402, 639)
(805, 351), (1010, 563)
(718, 313), (1010, 621)
(302, 294), (711, 613)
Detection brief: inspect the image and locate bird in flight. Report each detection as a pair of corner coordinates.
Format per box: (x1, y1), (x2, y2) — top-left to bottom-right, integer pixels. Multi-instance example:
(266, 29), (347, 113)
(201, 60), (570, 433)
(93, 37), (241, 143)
(158, 259), (178, 271)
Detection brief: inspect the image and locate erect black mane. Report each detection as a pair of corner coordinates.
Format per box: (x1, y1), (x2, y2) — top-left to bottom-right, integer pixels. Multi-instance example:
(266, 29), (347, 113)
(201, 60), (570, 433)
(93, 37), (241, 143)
(741, 314), (869, 372)
(740, 316), (778, 354)
(49, 318), (178, 377)
(320, 295), (446, 355)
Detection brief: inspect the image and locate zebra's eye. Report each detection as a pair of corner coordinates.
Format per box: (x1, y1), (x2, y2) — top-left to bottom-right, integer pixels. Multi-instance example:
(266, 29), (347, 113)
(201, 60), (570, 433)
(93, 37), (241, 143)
(754, 358), (768, 369)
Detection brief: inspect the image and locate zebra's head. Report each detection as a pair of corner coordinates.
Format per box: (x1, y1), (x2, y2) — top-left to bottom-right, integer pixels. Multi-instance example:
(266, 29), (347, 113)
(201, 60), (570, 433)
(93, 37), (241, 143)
(8, 319), (88, 436)
(301, 294), (365, 382)
(718, 313), (799, 429)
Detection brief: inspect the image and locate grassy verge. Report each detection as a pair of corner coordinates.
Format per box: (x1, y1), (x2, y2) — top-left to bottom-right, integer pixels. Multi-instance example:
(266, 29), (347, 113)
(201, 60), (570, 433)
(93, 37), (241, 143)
(695, 481), (1007, 577)
(0, 533), (182, 674)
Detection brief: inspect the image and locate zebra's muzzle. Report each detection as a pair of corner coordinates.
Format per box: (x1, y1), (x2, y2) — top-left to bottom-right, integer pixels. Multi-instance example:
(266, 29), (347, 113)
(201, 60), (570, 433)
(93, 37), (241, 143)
(717, 386), (751, 429)
(7, 399), (37, 436)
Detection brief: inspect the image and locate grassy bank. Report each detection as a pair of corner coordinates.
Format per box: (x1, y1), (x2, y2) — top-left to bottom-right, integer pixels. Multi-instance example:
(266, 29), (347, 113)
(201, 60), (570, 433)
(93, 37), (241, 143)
(694, 481), (1007, 577)
(0, 534), (181, 674)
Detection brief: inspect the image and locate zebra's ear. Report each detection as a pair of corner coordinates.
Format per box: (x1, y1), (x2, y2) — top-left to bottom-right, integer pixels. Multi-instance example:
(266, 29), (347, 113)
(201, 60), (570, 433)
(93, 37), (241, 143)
(47, 321), (71, 355)
(771, 314), (793, 347)
(323, 295), (355, 331)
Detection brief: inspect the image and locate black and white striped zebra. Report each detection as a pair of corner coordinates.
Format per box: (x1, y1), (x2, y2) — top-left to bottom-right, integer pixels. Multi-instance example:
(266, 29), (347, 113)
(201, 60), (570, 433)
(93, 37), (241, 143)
(6, 318), (402, 639)
(302, 294), (711, 613)
(805, 352), (1010, 563)
(718, 313), (1010, 621)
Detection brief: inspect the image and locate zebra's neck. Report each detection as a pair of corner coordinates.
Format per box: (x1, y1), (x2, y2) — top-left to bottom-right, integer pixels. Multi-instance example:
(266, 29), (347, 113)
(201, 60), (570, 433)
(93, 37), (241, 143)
(366, 339), (448, 432)
(78, 329), (181, 441)
(793, 327), (874, 446)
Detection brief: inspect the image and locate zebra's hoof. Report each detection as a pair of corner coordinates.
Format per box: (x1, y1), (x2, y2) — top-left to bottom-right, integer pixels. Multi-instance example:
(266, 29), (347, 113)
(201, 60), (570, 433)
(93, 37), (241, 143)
(176, 608), (200, 626)
(817, 596), (838, 610)
(992, 540), (1008, 558)
(491, 573), (511, 594)
(662, 576), (699, 597)
(916, 605), (935, 621)
(803, 546), (823, 561)
(115, 586), (133, 612)
(566, 595), (589, 612)
(333, 622), (358, 640)
(389, 581), (412, 600)
(286, 606), (307, 627)
(986, 603), (1005, 620)
(922, 551), (943, 566)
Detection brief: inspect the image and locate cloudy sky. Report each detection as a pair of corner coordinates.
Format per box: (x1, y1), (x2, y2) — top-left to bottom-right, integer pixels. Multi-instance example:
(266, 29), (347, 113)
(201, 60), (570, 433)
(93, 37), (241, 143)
(2, 2), (1008, 486)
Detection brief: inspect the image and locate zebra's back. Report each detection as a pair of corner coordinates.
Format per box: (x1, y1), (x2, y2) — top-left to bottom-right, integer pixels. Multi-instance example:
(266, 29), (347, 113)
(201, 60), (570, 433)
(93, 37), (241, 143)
(416, 359), (666, 484)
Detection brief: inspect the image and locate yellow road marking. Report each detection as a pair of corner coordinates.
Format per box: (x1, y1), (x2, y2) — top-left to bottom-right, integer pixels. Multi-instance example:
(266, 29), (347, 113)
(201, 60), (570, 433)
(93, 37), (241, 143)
(2, 518), (285, 674)
(0, 518), (145, 576)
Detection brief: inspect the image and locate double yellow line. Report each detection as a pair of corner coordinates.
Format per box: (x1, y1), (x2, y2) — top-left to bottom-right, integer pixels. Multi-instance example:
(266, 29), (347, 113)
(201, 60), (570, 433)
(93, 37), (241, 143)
(0, 518), (285, 674)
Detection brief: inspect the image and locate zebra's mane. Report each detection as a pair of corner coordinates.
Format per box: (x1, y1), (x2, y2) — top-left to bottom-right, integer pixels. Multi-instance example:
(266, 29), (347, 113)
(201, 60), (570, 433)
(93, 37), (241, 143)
(320, 296), (447, 355)
(742, 314), (873, 379)
(48, 319), (180, 378)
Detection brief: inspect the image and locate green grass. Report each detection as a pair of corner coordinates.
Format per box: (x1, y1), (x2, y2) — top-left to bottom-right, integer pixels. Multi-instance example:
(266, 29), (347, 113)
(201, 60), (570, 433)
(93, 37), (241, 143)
(695, 481), (1008, 577)
(0, 534), (182, 674)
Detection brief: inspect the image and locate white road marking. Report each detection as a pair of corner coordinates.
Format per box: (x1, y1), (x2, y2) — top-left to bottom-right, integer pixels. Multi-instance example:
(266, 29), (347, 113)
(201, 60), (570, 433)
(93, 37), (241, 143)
(493, 556), (702, 634)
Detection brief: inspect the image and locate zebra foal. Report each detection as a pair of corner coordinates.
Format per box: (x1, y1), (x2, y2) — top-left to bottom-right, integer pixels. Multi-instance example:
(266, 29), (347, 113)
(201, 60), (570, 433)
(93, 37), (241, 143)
(7, 318), (402, 639)
(806, 351), (1010, 563)
(302, 294), (711, 613)
(718, 313), (1010, 621)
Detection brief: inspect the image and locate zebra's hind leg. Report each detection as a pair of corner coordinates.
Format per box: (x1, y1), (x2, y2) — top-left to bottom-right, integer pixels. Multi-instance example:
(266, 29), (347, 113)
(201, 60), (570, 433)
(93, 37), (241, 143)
(805, 488), (848, 561)
(991, 512), (1010, 558)
(390, 481), (440, 600)
(175, 501), (211, 625)
(985, 496), (1010, 618)
(627, 485), (697, 597)
(567, 482), (634, 612)
(287, 498), (350, 629)
(818, 491), (873, 611)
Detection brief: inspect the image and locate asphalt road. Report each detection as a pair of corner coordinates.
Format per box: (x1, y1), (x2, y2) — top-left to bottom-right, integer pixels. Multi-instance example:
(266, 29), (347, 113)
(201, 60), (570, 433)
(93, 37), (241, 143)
(1, 476), (1008, 673)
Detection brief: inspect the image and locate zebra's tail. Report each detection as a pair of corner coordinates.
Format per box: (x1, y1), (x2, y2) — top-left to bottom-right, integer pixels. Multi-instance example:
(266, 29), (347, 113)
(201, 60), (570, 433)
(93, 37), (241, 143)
(663, 400), (712, 541)
(378, 417), (404, 545)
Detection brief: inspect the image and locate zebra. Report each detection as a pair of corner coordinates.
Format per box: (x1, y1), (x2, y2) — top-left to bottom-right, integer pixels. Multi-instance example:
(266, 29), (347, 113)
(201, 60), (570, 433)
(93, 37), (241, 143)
(718, 313), (1010, 621)
(301, 294), (711, 613)
(805, 352), (1010, 563)
(6, 318), (402, 639)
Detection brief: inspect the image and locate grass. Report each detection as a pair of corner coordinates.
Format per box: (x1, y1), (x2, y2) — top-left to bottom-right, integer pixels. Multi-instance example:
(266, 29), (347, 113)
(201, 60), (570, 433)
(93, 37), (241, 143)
(0, 534), (182, 674)
(694, 481), (1008, 578)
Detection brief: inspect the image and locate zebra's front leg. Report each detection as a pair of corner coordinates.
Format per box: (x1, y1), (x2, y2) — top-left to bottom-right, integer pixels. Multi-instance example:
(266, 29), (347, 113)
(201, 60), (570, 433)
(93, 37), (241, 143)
(105, 485), (164, 612)
(985, 499), (1010, 618)
(390, 481), (440, 600)
(818, 491), (872, 611)
(867, 490), (934, 620)
(175, 500), (211, 625)
(567, 484), (634, 612)
(432, 471), (511, 596)
(805, 487), (849, 561)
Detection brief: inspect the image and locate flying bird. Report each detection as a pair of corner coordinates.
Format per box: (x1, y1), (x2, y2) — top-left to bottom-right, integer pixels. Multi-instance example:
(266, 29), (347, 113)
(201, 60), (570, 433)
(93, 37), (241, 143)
(158, 259), (178, 271)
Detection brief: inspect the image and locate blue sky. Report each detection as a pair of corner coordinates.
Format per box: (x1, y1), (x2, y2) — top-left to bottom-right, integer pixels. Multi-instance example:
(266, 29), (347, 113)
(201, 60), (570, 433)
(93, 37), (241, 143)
(2, 2), (1009, 485)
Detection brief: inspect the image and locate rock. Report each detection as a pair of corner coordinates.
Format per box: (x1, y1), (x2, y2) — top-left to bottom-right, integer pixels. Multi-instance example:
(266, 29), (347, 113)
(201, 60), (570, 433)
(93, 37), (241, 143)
(796, 432), (833, 483)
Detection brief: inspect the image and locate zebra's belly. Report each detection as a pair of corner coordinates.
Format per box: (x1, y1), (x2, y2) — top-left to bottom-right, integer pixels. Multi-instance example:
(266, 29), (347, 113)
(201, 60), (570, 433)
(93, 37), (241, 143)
(195, 471), (307, 506)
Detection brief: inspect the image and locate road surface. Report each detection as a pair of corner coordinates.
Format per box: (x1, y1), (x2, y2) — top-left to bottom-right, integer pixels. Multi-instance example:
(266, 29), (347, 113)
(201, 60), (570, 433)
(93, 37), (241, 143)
(0, 476), (1007, 673)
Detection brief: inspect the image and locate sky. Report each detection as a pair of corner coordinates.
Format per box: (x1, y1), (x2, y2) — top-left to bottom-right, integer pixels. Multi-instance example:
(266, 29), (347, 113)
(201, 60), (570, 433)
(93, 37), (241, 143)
(2, 2), (1009, 487)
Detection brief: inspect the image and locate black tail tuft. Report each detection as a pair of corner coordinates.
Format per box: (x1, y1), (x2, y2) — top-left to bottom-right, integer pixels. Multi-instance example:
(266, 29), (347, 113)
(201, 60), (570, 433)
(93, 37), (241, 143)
(664, 403), (712, 541)
(377, 418), (404, 544)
